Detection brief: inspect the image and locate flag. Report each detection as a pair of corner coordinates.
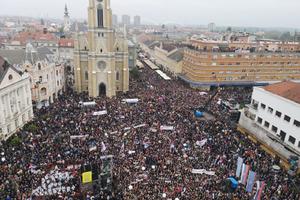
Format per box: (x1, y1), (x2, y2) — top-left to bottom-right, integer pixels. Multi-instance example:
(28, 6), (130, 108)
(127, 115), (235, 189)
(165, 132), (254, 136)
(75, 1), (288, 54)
(89, 146), (97, 152)
(253, 181), (265, 200)
(196, 139), (208, 147)
(240, 164), (250, 185)
(246, 171), (256, 192)
(101, 142), (107, 152)
(236, 157), (243, 178)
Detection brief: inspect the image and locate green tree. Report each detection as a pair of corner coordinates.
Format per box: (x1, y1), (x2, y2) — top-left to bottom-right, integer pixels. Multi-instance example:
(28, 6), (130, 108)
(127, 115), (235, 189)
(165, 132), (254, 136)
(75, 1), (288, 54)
(9, 135), (22, 146)
(24, 123), (39, 133)
(130, 67), (140, 79)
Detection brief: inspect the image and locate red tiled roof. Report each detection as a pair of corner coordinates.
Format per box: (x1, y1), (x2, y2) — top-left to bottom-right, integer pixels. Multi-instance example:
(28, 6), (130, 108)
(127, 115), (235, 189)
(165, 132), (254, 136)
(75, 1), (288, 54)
(263, 81), (300, 104)
(11, 31), (57, 45)
(58, 38), (74, 47)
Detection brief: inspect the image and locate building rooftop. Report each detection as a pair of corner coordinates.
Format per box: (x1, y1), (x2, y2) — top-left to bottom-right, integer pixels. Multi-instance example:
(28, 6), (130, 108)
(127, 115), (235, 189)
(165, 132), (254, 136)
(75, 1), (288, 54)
(263, 81), (300, 104)
(58, 38), (74, 47)
(0, 46), (53, 65)
(0, 56), (22, 84)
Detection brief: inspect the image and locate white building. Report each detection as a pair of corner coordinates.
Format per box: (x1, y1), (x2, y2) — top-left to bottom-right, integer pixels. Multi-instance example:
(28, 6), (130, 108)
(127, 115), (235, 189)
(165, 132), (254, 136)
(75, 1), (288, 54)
(239, 81), (300, 158)
(58, 38), (74, 62)
(0, 56), (33, 141)
(0, 44), (66, 109)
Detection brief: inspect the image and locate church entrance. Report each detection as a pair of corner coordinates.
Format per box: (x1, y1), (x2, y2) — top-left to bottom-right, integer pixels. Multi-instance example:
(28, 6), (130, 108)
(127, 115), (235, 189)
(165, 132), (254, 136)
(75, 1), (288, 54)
(99, 83), (106, 96)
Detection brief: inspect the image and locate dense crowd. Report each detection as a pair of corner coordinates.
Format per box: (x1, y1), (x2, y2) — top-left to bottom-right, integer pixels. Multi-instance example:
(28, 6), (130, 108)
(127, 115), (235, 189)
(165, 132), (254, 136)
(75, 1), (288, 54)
(0, 65), (299, 200)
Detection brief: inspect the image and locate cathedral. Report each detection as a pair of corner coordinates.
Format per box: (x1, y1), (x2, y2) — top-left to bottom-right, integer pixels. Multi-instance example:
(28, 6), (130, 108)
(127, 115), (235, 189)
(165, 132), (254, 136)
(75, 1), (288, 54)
(74, 0), (129, 98)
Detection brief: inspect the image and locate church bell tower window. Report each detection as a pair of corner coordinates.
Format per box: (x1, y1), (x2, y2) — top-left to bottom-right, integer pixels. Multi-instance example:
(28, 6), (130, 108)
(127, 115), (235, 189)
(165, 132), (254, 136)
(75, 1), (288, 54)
(97, 4), (104, 28)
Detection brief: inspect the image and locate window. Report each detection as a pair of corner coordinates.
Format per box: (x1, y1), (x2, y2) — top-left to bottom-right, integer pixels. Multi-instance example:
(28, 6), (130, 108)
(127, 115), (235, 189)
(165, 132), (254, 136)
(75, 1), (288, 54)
(275, 111), (282, 118)
(298, 141), (300, 148)
(252, 99), (259, 110)
(260, 103), (266, 109)
(279, 131), (286, 141)
(7, 125), (11, 133)
(56, 70), (58, 76)
(288, 136), (296, 145)
(8, 74), (13, 80)
(116, 71), (120, 81)
(98, 33), (101, 37)
(38, 63), (41, 70)
(85, 71), (89, 80)
(271, 126), (278, 133)
(15, 119), (18, 128)
(41, 88), (47, 96)
(268, 107), (273, 113)
(264, 121), (270, 128)
(22, 114), (25, 123)
(257, 117), (263, 124)
(284, 115), (291, 122)
(39, 76), (43, 82)
(97, 5), (104, 27)
(294, 120), (300, 127)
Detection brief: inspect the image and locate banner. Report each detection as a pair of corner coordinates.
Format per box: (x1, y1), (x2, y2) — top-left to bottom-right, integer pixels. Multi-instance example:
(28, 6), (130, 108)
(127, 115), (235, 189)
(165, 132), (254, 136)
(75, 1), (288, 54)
(122, 99), (139, 104)
(191, 169), (216, 176)
(81, 101), (96, 107)
(93, 110), (107, 116)
(253, 181), (265, 200)
(89, 146), (97, 152)
(236, 157), (244, 178)
(160, 126), (174, 131)
(196, 139), (207, 147)
(82, 171), (92, 184)
(246, 171), (256, 192)
(134, 124), (146, 129)
(101, 142), (107, 152)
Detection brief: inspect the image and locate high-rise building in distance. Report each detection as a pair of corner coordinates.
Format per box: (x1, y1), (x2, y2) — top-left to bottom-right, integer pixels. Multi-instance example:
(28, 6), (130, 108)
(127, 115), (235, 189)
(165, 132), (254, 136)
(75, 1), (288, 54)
(134, 15), (141, 26)
(112, 14), (118, 26)
(122, 15), (130, 26)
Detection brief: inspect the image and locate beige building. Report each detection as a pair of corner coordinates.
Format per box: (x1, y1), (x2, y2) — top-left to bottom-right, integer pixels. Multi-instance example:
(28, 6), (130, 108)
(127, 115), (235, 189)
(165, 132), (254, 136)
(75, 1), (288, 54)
(0, 56), (33, 141)
(181, 48), (300, 87)
(139, 41), (183, 76)
(74, 0), (129, 97)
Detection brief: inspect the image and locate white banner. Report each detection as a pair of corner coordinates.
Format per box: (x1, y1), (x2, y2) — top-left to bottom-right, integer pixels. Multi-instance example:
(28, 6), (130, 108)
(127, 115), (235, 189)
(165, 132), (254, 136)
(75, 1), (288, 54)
(93, 110), (108, 116)
(122, 99), (139, 104)
(191, 169), (216, 176)
(81, 101), (96, 107)
(196, 139), (207, 147)
(160, 126), (174, 131)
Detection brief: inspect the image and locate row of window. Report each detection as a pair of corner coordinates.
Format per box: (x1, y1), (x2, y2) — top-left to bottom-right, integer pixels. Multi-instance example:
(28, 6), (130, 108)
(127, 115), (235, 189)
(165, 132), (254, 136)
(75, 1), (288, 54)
(259, 102), (300, 127)
(257, 116), (300, 148)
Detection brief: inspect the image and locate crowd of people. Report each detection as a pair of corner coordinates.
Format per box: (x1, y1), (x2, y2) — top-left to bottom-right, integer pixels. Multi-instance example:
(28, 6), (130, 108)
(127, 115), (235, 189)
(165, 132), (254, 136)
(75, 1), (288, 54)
(0, 64), (299, 200)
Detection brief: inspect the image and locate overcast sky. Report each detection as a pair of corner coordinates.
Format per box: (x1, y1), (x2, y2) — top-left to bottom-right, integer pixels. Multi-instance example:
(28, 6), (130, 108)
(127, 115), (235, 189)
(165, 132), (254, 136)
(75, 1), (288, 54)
(1, 0), (300, 28)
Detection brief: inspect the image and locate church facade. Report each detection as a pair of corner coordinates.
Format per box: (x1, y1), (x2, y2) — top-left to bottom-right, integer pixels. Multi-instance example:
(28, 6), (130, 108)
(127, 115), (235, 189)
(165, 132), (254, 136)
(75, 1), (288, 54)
(74, 0), (129, 98)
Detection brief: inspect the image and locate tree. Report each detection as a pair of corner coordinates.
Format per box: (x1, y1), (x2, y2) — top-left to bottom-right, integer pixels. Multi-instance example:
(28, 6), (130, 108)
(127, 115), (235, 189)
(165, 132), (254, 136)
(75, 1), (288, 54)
(24, 123), (38, 133)
(227, 27), (232, 32)
(130, 67), (140, 79)
(9, 135), (21, 146)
